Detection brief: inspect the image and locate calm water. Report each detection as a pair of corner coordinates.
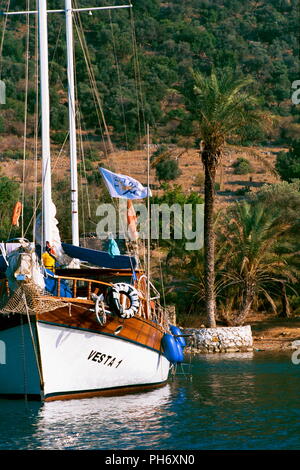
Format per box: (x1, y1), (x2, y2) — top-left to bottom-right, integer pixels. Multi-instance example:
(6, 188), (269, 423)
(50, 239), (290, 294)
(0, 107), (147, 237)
(0, 351), (299, 450)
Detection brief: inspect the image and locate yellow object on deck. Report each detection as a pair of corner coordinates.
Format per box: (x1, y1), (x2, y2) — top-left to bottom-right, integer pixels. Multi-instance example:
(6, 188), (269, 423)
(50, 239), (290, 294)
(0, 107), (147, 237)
(42, 252), (56, 272)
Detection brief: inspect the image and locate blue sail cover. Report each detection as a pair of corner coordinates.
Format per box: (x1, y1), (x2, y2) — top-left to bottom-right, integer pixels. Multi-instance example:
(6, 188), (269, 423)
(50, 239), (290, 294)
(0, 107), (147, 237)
(0, 244), (137, 273)
(44, 269), (72, 297)
(61, 243), (137, 270)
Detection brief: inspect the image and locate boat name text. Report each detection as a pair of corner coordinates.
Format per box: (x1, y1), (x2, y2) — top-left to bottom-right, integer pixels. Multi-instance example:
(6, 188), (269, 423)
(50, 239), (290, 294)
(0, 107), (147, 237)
(88, 350), (123, 368)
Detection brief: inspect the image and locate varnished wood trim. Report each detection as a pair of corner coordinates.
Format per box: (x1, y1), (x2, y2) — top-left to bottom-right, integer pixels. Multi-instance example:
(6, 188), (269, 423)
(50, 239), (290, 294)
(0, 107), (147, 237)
(44, 380), (168, 402)
(42, 296), (95, 305)
(55, 275), (112, 286)
(38, 303), (165, 333)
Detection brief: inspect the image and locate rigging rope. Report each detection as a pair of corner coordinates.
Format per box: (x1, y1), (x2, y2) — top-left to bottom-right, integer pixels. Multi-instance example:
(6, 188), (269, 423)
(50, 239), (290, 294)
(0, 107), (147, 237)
(73, 1), (114, 157)
(23, 293), (44, 387)
(24, 3), (153, 286)
(19, 310), (28, 403)
(32, 10), (39, 244)
(0, 0), (11, 80)
(71, 5), (133, 260)
(108, 9), (129, 150)
(21, 0), (31, 238)
(73, 46), (92, 224)
(77, 110), (92, 219)
(129, 6), (147, 146)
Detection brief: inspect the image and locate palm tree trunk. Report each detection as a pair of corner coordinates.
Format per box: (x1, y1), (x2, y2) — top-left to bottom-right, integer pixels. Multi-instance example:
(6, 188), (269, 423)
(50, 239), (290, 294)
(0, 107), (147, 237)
(203, 157), (217, 328)
(236, 282), (254, 325)
(279, 281), (292, 318)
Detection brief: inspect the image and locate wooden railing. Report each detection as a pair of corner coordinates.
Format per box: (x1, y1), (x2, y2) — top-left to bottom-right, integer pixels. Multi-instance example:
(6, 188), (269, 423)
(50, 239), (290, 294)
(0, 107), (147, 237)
(54, 275), (113, 300)
(0, 276), (166, 326)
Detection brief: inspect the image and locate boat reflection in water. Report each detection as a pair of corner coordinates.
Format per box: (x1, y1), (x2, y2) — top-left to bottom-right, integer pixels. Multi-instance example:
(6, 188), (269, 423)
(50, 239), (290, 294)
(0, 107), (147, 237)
(32, 384), (173, 449)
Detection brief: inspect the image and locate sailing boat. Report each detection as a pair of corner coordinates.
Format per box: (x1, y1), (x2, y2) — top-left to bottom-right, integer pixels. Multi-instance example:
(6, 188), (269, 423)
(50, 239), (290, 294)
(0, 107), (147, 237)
(0, 1), (184, 401)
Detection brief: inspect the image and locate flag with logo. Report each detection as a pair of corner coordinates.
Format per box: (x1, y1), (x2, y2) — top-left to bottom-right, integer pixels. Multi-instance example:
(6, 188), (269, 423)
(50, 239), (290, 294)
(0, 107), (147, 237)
(99, 167), (151, 200)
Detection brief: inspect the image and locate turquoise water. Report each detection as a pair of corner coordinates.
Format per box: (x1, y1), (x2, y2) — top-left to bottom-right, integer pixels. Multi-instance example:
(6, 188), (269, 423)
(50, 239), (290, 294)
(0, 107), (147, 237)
(0, 351), (299, 450)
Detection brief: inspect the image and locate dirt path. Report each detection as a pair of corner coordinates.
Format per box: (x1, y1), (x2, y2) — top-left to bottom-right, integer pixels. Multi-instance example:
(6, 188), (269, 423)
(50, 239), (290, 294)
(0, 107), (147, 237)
(249, 315), (300, 351)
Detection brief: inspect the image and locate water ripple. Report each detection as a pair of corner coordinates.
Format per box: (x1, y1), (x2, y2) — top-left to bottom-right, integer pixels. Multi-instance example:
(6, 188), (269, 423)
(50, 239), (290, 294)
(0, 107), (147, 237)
(0, 352), (300, 450)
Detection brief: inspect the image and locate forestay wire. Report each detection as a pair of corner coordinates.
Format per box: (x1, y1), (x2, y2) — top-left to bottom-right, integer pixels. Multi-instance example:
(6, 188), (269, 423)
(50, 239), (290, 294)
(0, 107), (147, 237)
(21, 0), (31, 238)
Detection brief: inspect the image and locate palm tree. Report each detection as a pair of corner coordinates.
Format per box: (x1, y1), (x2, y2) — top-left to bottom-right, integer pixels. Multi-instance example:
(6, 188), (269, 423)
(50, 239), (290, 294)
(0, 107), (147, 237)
(217, 201), (299, 325)
(192, 69), (271, 327)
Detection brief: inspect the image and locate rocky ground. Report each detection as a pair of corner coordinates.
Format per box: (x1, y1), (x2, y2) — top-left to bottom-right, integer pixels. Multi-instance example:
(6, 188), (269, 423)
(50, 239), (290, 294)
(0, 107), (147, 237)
(249, 315), (300, 352)
(180, 314), (300, 354)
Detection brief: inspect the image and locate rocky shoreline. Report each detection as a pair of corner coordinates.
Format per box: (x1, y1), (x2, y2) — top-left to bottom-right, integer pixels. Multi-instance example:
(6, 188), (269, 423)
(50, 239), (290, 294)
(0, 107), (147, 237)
(180, 317), (300, 354)
(182, 325), (253, 354)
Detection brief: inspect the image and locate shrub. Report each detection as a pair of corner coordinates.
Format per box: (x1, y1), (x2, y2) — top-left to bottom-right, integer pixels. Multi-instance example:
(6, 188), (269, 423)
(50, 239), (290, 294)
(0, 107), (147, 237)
(232, 157), (253, 174)
(87, 170), (104, 186)
(85, 148), (104, 162)
(155, 158), (181, 182)
(275, 140), (300, 182)
(235, 186), (250, 196)
(0, 149), (32, 160)
(50, 132), (67, 145)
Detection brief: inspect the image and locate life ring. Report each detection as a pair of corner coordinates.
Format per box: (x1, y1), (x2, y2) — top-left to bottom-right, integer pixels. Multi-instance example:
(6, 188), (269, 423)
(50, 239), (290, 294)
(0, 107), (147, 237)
(106, 283), (140, 319)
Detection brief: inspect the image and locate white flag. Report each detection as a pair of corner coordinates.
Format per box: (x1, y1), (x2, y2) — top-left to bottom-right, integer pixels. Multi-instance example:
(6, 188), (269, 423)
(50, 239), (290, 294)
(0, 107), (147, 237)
(99, 167), (151, 199)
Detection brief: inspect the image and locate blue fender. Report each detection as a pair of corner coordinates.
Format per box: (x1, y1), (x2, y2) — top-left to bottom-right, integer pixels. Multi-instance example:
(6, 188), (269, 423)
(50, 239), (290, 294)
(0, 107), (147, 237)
(162, 333), (184, 363)
(169, 325), (186, 348)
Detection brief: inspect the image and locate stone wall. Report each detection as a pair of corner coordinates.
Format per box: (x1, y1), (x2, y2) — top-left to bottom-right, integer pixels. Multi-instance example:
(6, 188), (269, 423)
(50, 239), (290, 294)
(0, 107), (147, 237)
(182, 325), (253, 353)
(166, 305), (176, 326)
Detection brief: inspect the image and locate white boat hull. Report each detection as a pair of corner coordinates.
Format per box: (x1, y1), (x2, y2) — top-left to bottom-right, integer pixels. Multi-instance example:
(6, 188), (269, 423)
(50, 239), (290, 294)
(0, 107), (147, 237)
(36, 322), (170, 401)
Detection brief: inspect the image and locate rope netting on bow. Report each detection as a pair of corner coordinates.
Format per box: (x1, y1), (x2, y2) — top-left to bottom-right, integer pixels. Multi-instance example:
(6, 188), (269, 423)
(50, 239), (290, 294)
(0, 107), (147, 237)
(0, 282), (68, 316)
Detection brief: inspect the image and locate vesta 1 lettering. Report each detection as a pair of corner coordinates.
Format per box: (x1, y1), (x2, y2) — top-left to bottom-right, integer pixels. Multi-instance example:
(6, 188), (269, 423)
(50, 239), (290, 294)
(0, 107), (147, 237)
(87, 350), (123, 369)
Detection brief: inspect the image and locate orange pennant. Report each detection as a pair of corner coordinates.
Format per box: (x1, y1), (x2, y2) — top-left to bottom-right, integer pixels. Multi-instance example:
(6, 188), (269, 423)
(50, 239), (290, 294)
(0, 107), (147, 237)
(127, 200), (139, 241)
(11, 201), (22, 227)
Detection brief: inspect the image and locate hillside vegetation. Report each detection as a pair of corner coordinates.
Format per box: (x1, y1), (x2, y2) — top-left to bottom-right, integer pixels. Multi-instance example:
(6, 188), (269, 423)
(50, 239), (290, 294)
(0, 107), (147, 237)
(0, 0), (299, 148)
(1, 1), (300, 326)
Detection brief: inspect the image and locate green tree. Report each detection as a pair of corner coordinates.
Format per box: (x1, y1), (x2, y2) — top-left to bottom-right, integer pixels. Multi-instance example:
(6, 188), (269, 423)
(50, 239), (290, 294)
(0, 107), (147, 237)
(275, 140), (300, 182)
(0, 177), (20, 240)
(218, 201), (299, 325)
(151, 183), (203, 253)
(191, 68), (270, 327)
(155, 158), (181, 183)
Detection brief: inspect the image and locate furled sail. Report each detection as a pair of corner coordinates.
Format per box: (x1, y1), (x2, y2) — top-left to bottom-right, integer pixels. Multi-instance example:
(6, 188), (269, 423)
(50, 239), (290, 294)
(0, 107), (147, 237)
(35, 201), (72, 266)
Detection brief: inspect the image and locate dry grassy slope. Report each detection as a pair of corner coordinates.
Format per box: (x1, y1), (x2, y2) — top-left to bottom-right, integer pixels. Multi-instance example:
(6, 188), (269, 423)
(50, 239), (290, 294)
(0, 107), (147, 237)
(0, 138), (284, 206)
(91, 143), (284, 209)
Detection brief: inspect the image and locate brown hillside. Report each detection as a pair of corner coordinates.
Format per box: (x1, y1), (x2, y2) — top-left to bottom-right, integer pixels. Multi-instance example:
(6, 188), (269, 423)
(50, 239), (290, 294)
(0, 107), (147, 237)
(0, 137), (284, 209)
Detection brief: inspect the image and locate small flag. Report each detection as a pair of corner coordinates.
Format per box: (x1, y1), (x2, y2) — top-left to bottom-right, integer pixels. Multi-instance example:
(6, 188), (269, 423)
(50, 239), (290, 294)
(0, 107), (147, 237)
(11, 201), (22, 227)
(99, 167), (151, 200)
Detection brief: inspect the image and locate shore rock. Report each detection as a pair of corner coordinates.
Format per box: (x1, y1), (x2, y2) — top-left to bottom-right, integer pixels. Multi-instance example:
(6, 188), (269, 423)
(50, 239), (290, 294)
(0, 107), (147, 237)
(182, 325), (253, 353)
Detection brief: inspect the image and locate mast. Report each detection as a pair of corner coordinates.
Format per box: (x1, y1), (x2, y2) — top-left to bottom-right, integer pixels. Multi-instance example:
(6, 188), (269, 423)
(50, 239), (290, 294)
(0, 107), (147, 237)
(65, 0), (79, 247)
(2, 2), (133, 251)
(146, 124), (151, 312)
(38, 0), (52, 249)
